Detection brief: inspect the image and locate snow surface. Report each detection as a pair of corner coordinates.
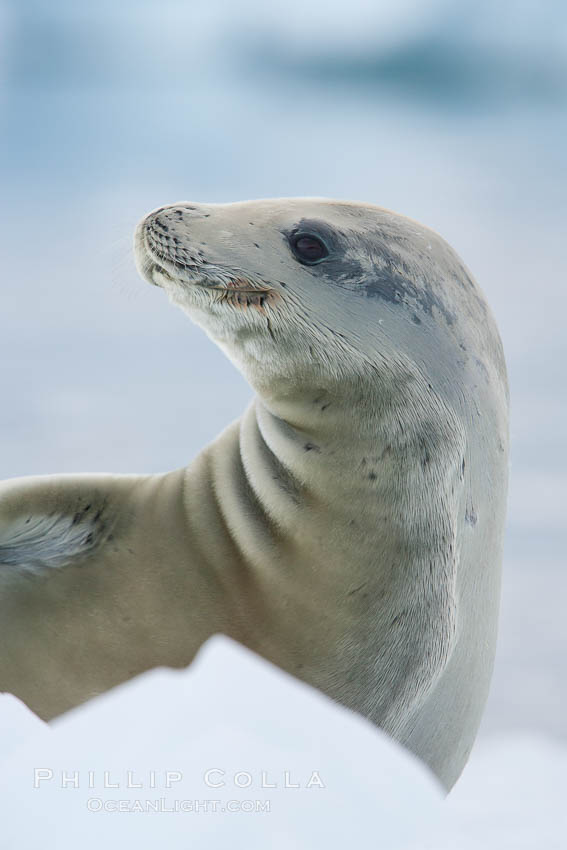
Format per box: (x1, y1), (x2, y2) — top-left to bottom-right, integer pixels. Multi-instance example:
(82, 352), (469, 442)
(0, 638), (565, 848)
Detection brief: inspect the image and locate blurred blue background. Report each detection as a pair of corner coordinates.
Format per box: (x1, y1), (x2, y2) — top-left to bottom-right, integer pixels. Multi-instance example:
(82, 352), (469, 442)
(1, 0), (565, 743)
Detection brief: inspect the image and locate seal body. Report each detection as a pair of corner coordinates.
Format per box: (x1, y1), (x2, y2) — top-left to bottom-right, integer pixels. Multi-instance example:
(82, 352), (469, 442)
(0, 199), (508, 790)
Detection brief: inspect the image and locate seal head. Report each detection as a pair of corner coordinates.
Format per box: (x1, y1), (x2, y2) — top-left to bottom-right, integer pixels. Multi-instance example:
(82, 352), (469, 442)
(135, 198), (505, 417)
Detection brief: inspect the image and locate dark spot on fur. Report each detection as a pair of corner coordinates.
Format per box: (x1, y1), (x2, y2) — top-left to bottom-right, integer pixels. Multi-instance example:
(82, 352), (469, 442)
(418, 437), (431, 468)
(391, 611), (407, 626)
(321, 403), (330, 411)
(368, 472), (377, 481)
(304, 442), (320, 453)
(253, 243), (260, 248)
(465, 507), (478, 527)
(84, 533), (94, 545)
(474, 357), (491, 383)
(411, 314), (422, 325)
(348, 581), (368, 597)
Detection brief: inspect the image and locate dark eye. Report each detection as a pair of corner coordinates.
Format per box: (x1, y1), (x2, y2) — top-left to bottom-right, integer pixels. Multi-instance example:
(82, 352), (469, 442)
(291, 233), (329, 264)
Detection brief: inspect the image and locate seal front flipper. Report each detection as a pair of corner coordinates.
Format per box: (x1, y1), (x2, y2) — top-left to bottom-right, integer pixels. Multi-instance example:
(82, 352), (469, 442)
(0, 470), (217, 720)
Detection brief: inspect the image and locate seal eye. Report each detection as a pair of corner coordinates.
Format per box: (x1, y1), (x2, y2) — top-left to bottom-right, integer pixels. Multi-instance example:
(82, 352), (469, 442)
(291, 233), (329, 265)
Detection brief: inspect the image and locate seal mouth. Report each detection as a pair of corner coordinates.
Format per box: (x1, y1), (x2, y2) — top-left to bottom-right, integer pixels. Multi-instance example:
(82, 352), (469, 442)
(207, 279), (273, 296)
(150, 258), (271, 297)
(145, 247), (273, 297)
